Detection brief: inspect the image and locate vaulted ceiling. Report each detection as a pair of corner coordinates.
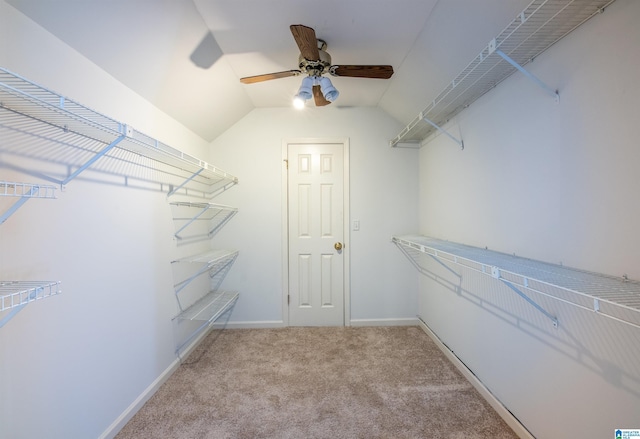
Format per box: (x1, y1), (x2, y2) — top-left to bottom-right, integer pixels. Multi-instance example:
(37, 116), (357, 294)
(6, 0), (531, 142)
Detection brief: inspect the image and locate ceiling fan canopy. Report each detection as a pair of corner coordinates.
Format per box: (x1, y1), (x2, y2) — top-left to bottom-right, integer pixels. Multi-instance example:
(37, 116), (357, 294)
(240, 24), (394, 106)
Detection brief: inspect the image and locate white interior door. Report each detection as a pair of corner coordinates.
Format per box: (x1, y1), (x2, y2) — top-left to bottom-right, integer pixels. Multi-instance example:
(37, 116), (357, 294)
(287, 141), (346, 326)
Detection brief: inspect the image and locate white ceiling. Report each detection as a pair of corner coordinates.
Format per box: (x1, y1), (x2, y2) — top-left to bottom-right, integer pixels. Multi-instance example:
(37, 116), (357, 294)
(7, 0), (531, 142)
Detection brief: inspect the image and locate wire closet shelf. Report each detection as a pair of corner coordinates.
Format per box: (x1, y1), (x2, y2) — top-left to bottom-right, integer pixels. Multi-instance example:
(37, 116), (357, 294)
(169, 202), (238, 240)
(390, 0), (616, 148)
(1, 281), (62, 312)
(171, 250), (239, 336)
(0, 67), (238, 197)
(393, 235), (640, 330)
(0, 181), (56, 199)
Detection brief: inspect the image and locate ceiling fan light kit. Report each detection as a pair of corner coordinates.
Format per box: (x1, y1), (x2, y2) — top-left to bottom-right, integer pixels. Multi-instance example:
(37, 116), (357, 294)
(293, 75), (339, 109)
(240, 24), (393, 108)
(318, 76), (339, 102)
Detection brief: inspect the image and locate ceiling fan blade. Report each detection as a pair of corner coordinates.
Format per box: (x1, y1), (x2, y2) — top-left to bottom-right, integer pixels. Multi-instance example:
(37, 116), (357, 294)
(240, 70), (301, 84)
(290, 25), (320, 61)
(313, 85), (331, 106)
(330, 65), (394, 79)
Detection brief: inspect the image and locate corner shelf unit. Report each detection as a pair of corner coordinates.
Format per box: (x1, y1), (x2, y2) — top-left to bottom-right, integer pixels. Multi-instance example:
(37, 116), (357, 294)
(169, 201), (238, 240)
(393, 235), (640, 330)
(390, 0), (615, 148)
(0, 281), (62, 328)
(0, 67), (238, 199)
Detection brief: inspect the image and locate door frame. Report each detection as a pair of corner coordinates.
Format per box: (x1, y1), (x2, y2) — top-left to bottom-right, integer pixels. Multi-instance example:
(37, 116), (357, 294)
(281, 137), (350, 327)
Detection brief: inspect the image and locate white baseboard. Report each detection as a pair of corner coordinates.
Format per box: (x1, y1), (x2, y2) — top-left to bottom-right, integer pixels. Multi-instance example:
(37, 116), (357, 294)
(98, 325), (218, 439)
(212, 320), (286, 329)
(98, 358), (177, 439)
(349, 317), (419, 327)
(417, 319), (535, 439)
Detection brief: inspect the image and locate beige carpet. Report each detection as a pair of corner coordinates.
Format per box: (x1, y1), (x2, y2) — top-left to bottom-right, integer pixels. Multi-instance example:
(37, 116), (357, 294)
(115, 326), (519, 439)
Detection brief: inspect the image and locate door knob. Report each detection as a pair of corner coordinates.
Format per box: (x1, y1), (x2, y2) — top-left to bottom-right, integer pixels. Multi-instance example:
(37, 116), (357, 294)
(334, 242), (343, 251)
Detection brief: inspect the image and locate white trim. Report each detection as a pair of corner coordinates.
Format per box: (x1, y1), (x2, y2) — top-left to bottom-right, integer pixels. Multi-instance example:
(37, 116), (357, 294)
(350, 317), (419, 327)
(281, 137), (351, 327)
(212, 320), (286, 329)
(418, 319), (535, 439)
(98, 325), (215, 439)
(281, 142), (289, 326)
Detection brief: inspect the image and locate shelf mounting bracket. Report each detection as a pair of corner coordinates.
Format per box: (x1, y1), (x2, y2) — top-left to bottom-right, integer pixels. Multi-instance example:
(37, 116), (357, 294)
(427, 253), (462, 280)
(421, 115), (464, 150)
(174, 205), (211, 239)
(62, 134), (126, 186)
(0, 190), (34, 225)
(492, 267), (558, 328)
(0, 304), (26, 328)
(167, 168), (205, 198)
(492, 43), (559, 103)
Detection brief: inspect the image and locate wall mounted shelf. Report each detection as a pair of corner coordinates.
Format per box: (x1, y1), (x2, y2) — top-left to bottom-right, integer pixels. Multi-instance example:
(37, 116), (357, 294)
(172, 249), (239, 293)
(172, 249), (239, 353)
(0, 67), (238, 198)
(1, 180), (57, 225)
(1, 67), (240, 331)
(175, 290), (238, 323)
(169, 201), (238, 240)
(390, 0), (616, 148)
(0, 181), (56, 198)
(393, 235), (640, 329)
(0, 281), (62, 328)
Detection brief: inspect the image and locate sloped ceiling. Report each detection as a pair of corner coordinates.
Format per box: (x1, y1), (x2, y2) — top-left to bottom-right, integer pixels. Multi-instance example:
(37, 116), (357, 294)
(6, 0), (531, 142)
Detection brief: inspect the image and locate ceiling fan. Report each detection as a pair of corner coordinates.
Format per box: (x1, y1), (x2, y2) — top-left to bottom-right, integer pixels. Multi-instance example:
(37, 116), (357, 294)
(240, 24), (394, 107)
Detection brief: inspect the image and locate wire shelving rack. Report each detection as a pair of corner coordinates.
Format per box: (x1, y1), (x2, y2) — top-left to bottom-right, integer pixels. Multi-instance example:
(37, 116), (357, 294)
(0, 281), (62, 328)
(0, 67), (238, 203)
(393, 235), (640, 329)
(390, 0), (616, 148)
(169, 202), (238, 240)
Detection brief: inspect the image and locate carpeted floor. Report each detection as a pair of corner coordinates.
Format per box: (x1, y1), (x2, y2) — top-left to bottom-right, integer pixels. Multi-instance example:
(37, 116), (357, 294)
(115, 326), (518, 439)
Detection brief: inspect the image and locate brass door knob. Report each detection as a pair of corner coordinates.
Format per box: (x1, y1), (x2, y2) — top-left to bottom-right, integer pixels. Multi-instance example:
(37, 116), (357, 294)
(334, 242), (343, 251)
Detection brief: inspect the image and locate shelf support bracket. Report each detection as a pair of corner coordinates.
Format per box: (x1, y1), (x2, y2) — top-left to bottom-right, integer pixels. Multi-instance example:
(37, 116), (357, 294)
(493, 269), (558, 327)
(428, 253), (462, 280)
(167, 168), (205, 198)
(0, 189), (35, 225)
(0, 304), (26, 328)
(494, 47), (560, 103)
(174, 205), (211, 239)
(62, 135), (126, 186)
(421, 116), (464, 150)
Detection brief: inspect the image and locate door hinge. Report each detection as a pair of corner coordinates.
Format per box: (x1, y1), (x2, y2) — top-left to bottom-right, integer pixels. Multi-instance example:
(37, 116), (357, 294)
(284, 159), (288, 169)
(287, 295), (290, 305)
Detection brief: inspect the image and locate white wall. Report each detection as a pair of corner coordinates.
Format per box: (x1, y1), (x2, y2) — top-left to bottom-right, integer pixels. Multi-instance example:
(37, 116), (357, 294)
(417, 1), (640, 438)
(0, 3), (420, 438)
(209, 106), (419, 325)
(0, 2), (214, 438)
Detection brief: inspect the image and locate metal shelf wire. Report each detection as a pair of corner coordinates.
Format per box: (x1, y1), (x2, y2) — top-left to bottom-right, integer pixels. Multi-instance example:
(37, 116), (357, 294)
(0, 180), (58, 224)
(174, 290), (238, 322)
(172, 249), (239, 295)
(1, 281), (61, 311)
(390, 0), (616, 148)
(169, 202), (238, 240)
(393, 235), (640, 329)
(0, 181), (56, 198)
(0, 67), (238, 197)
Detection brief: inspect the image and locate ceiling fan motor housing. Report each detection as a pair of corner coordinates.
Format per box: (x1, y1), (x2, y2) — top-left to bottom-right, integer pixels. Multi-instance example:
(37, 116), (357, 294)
(298, 48), (332, 77)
